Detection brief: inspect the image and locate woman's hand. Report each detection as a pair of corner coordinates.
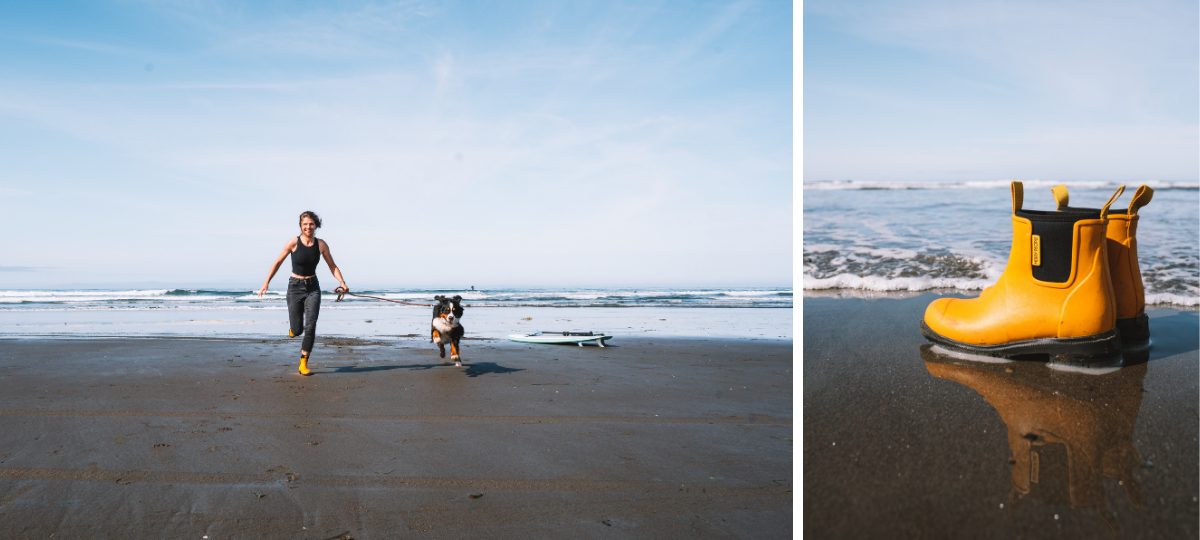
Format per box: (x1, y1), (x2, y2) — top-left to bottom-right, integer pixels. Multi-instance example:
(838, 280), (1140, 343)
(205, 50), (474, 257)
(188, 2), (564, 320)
(259, 239), (294, 298)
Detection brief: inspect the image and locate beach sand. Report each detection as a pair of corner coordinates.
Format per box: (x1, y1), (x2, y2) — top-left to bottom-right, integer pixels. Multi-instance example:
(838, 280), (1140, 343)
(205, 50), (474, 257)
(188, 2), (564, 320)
(0, 335), (792, 539)
(804, 294), (1198, 539)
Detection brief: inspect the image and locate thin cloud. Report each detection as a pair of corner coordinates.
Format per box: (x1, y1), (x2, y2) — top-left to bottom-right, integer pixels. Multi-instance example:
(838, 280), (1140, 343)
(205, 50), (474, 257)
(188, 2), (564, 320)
(668, 0), (755, 64)
(433, 52), (455, 94)
(0, 34), (144, 56)
(143, 0), (442, 59)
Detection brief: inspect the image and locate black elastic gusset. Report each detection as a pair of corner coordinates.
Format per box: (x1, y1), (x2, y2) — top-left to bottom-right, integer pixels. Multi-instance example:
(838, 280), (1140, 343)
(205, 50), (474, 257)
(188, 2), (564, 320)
(1017, 208), (1101, 221)
(1056, 205), (1127, 215)
(1016, 209), (1096, 283)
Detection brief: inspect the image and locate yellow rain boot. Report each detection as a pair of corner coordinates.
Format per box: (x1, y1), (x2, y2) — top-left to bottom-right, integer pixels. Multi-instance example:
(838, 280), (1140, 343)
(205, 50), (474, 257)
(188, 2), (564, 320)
(920, 182), (1124, 362)
(298, 354), (311, 376)
(1052, 184), (1154, 350)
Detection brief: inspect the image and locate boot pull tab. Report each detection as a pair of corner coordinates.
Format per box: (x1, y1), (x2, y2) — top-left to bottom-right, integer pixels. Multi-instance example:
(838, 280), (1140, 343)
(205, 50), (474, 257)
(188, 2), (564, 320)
(1128, 185), (1153, 215)
(1052, 184), (1069, 208)
(1100, 185), (1126, 219)
(1011, 181), (1023, 212)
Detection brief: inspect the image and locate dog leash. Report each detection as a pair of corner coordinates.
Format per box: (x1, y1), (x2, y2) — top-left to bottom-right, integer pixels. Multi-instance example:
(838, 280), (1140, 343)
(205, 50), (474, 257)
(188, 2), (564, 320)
(333, 287), (434, 307)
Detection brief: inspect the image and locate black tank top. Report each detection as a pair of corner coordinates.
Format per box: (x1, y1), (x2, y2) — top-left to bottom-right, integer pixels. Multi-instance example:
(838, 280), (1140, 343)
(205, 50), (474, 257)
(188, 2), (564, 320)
(291, 236), (321, 276)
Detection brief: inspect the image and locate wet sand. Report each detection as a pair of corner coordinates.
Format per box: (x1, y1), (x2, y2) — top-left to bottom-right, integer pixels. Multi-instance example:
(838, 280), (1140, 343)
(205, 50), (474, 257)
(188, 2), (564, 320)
(0, 335), (792, 539)
(804, 294), (1199, 539)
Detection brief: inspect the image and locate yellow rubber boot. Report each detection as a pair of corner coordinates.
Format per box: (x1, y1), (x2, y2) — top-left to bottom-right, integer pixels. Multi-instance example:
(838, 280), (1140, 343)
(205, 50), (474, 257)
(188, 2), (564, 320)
(289, 329), (296, 338)
(1053, 184), (1154, 350)
(921, 347), (1146, 534)
(920, 182), (1123, 362)
(298, 355), (311, 376)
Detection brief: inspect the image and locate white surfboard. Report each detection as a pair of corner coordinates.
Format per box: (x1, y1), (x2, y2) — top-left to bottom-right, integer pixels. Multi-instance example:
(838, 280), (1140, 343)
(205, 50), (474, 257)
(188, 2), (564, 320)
(508, 331), (612, 347)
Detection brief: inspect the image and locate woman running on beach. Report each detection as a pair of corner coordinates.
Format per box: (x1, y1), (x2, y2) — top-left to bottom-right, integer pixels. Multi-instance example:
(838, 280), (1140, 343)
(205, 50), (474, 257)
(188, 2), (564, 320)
(257, 211), (349, 376)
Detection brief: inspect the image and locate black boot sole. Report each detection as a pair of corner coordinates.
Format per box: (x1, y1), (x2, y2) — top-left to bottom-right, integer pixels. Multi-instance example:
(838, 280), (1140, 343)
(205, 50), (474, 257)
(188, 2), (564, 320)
(1116, 313), (1151, 351)
(919, 320), (1122, 363)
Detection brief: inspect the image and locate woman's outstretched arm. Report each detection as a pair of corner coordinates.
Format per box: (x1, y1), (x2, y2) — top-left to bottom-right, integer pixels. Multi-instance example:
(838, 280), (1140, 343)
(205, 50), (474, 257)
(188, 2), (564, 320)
(259, 238), (298, 297)
(319, 240), (349, 292)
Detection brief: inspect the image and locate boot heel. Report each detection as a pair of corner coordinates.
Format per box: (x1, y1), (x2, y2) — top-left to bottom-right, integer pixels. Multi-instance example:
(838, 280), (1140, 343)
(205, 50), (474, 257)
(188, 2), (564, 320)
(1054, 184), (1155, 350)
(1116, 314), (1151, 351)
(1046, 329), (1123, 363)
(920, 321), (1121, 362)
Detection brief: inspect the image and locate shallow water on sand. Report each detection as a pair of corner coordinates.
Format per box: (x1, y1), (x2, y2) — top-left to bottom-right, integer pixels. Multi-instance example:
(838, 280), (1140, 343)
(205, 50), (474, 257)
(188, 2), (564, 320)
(0, 306), (793, 341)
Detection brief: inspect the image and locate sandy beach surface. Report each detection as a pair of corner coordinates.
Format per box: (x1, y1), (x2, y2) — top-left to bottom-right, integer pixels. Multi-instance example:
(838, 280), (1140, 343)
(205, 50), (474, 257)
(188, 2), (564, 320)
(804, 294), (1198, 539)
(0, 334), (792, 539)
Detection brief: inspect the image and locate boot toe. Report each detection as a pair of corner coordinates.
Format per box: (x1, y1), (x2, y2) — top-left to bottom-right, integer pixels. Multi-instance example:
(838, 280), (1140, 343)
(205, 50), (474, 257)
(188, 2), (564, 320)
(923, 297), (954, 334)
(925, 296), (994, 345)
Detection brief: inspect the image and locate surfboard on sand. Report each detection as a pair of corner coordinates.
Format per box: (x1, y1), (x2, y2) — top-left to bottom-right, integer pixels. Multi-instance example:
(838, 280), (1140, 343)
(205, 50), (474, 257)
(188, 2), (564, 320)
(508, 331), (612, 347)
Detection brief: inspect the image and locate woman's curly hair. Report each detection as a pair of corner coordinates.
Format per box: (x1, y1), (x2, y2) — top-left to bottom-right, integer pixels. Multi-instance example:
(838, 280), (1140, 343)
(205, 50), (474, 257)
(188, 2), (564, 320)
(299, 211), (322, 228)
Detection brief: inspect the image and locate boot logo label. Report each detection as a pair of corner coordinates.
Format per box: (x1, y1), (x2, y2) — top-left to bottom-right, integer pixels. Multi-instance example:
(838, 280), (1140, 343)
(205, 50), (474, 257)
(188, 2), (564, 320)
(1030, 450), (1039, 483)
(1031, 235), (1041, 266)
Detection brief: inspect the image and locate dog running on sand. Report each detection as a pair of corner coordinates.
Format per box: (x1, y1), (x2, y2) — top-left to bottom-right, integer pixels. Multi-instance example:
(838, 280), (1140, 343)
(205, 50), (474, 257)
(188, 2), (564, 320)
(431, 295), (465, 366)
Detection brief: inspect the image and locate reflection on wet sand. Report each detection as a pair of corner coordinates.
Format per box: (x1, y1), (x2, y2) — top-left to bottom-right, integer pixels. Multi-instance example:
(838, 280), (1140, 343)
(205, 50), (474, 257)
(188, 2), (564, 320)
(921, 345), (1150, 537)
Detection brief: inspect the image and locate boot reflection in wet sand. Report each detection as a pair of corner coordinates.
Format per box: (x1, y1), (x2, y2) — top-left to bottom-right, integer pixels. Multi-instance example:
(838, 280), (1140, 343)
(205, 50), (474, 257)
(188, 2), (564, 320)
(921, 345), (1148, 537)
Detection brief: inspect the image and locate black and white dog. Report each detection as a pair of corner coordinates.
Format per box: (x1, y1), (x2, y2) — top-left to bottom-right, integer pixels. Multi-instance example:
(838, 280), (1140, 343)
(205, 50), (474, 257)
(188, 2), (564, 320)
(431, 295), (465, 366)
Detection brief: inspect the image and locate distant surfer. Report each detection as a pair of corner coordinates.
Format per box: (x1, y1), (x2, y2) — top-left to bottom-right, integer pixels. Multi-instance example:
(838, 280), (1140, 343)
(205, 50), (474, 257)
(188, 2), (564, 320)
(257, 211), (349, 375)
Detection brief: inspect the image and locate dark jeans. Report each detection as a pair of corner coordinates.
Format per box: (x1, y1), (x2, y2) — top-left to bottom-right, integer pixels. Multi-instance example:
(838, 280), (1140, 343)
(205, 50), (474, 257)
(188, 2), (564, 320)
(287, 277), (321, 353)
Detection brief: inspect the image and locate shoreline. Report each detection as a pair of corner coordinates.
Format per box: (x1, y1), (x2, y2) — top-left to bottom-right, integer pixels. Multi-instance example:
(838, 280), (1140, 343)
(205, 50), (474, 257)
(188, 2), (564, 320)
(802, 288), (1200, 309)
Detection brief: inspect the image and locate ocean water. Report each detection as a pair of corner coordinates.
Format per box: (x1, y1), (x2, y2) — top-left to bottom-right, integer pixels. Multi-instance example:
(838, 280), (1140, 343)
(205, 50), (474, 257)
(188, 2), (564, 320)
(803, 180), (1199, 307)
(0, 288), (793, 340)
(0, 287), (792, 310)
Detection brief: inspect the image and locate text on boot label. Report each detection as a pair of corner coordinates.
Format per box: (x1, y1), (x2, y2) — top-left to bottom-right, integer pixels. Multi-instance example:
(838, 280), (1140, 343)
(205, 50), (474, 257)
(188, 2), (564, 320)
(1031, 235), (1041, 266)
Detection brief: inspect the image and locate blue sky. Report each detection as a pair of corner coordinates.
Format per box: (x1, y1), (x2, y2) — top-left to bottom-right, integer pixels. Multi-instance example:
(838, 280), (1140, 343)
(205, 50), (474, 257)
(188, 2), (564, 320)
(805, 0), (1199, 183)
(0, 1), (792, 289)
